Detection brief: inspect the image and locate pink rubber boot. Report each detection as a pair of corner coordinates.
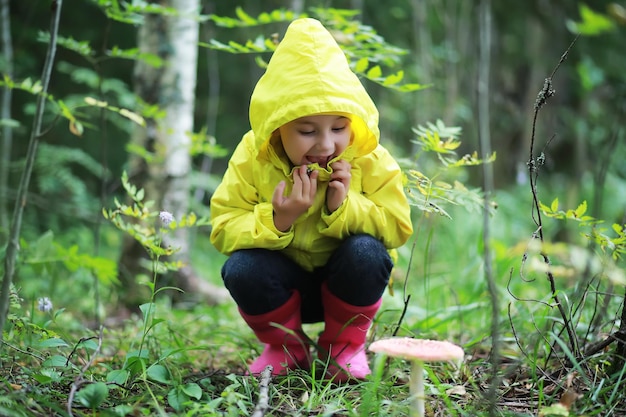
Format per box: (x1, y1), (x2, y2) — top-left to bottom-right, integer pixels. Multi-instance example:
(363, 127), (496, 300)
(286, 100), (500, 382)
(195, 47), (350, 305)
(318, 283), (382, 382)
(239, 291), (310, 375)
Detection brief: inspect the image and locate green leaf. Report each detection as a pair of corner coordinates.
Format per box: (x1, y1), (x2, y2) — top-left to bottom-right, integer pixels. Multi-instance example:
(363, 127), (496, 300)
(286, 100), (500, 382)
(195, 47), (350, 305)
(539, 202), (552, 214)
(354, 57), (369, 73)
(550, 198), (559, 213)
(182, 383), (202, 400)
(32, 373), (53, 384)
(168, 386), (188, 412)
(0, 118), (20, 128)
(106, 369), (129, 386)
(139, 302), (156, 322)
(567, 4), (615, 35)
(32, 368), (62, 384)
(147, 364), (172, 385)
(111, 405), (135, 416)
(76, 382), (109, 409)
(118, 108), (146, 126)
(366, 65), (382, 79)
(382, 70), (404, 86)
(123, 349), (149, 376)
(398, 83), (430, 92)
(574, 200), (587, 218)
(35, 337), (68, 349)
(42, 355), (70, 368)
(135, 187), (145, 202)
(235, 7), (257, 24)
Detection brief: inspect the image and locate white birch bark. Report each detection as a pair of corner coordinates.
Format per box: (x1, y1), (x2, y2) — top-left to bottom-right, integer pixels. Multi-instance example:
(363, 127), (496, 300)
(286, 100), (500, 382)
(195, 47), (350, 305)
(120, 0), (228, 307)
(160, 0), (198, 255)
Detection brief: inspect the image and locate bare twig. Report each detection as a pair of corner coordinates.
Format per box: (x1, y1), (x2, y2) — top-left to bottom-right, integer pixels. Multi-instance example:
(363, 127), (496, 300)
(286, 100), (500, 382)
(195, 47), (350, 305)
(392, 238), (417, 336)
(65, 335), (100, 367)
(525, 35), (580, 360)
(251, 365), (273, 417)
(1, 340), (45, 362)
(0, 0), (63, 347)
(67, 326), (105, 417)
(584, 329), (626, 358)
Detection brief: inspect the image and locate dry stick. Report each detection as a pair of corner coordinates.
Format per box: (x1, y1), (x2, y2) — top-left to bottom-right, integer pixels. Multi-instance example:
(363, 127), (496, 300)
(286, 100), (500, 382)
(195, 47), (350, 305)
(526, 35), (580, 361)
(67, 326), (105, 417)
(1, 340), (45, 362)
(0, 0), (63, 348)
(393, 238), (416, 336)
(250, 365), (273, 417)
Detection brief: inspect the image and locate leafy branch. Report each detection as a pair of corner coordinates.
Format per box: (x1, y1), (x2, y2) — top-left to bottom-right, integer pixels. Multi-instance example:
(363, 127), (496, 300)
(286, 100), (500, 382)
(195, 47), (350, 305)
(202, 7), (427, 92)
(404, 119), (496, 218)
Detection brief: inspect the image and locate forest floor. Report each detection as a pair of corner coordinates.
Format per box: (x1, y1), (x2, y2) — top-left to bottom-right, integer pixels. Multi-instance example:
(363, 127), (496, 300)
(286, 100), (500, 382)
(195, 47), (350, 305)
(2, 297), (624, 417)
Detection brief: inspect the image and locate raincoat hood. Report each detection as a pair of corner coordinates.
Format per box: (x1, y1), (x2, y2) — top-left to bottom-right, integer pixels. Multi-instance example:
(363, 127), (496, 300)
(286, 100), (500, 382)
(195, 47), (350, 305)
(250, 18), (379, 162)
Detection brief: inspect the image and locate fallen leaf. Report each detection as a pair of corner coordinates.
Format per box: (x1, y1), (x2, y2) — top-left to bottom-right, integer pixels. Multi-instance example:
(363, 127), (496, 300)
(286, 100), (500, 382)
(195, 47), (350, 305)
(446, 385), (467, 396)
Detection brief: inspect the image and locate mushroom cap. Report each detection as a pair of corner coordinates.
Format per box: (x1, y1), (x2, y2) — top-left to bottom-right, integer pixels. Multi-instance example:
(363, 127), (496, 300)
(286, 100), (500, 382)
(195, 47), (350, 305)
(369, 337), (464, 362)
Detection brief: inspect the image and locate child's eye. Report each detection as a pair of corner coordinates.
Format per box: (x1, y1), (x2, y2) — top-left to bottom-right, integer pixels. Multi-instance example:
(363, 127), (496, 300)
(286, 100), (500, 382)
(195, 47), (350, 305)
(299, 130), (315, 135)
(332, 126), (346, 132)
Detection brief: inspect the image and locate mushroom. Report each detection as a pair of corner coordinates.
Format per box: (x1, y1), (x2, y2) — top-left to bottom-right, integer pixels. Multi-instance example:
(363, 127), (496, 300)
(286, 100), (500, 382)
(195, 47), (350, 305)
(368, 337), (464, 417)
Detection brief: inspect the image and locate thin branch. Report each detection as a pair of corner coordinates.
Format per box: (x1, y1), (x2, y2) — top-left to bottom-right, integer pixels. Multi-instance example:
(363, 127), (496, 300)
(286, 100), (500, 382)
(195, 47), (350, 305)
(392, 238), (417, 336)
(251, 365), (273, 417)
(0, 0), (63, 348)
(584, 329), (626, 358)
(1, 340), (45, 362)
(66, 326), (105, 417)
(525, 35), (580, 360)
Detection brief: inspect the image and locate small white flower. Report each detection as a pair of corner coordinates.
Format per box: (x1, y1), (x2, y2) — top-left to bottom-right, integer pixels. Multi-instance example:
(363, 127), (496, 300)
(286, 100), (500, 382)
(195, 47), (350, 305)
(37, 297), (53, 312)
(159, 211), (174, 226)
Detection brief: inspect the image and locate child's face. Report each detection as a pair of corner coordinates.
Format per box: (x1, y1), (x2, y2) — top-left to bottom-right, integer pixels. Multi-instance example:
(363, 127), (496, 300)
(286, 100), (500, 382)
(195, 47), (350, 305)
(278, 115), (351, 169)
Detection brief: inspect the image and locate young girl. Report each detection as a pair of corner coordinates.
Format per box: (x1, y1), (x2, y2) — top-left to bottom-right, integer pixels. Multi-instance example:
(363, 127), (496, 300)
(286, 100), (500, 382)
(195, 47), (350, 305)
(210, 18), (413, 381)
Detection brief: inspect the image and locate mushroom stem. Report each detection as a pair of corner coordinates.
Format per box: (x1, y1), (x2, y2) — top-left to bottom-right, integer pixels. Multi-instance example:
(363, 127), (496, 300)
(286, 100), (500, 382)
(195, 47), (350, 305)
(410, 360), (425, 417)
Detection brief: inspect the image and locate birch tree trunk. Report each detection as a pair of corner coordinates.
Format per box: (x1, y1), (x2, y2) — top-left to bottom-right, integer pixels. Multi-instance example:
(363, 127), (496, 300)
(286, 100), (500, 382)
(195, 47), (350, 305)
(118, 0), (227, 309)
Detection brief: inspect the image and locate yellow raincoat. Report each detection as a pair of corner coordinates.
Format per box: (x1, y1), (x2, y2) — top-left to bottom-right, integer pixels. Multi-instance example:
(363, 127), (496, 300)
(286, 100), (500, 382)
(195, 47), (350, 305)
(210, 18), (413, 271)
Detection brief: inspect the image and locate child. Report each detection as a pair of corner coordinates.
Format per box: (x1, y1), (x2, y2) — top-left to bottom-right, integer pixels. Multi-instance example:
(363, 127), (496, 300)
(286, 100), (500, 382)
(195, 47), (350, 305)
(210, 18), (413, 381)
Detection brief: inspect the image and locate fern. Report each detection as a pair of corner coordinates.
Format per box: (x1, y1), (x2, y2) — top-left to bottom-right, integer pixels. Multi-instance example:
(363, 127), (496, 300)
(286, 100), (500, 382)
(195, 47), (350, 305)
(12, 144), (110, 220)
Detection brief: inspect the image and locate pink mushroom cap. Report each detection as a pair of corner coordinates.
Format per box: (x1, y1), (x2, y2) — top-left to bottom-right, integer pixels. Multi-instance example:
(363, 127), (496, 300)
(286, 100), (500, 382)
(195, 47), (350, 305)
(369, 337), (464, 362)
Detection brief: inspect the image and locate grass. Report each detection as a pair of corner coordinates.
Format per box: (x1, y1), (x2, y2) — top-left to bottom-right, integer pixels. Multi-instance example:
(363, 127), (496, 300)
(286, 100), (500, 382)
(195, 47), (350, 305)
(1, 185), (626, 416)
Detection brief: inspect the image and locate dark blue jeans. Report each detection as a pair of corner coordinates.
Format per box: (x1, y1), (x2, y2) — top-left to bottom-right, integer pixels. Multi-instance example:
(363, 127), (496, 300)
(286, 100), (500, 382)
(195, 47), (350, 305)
(221, 234), (393, 323)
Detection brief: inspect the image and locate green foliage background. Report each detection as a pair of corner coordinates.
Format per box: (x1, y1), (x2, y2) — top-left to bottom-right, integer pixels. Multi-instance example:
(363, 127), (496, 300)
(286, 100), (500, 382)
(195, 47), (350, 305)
(1, 0), (625, 416)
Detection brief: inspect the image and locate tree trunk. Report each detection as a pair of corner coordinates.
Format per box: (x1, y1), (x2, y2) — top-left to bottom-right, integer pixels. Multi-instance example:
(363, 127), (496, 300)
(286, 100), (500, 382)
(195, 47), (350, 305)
(118, 0), (228, 310)
(410, 0), (434, 129)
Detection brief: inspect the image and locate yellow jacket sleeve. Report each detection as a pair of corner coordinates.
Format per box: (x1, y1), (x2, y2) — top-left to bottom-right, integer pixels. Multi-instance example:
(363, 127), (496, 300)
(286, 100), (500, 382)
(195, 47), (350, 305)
(210, 135), (294, 255)
(319, 145), (413, 249)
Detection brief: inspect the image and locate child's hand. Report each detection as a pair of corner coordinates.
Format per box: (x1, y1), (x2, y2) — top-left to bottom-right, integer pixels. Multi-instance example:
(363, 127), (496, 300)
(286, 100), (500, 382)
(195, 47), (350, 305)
(272, 165), (319, 232)
(326, 160), (351, 213)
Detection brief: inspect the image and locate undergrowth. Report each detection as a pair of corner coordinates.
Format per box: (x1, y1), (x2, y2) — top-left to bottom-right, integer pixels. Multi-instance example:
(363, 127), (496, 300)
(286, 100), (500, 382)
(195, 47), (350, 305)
(1, 179), (625, 416)
(1, 112), (626, 415)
